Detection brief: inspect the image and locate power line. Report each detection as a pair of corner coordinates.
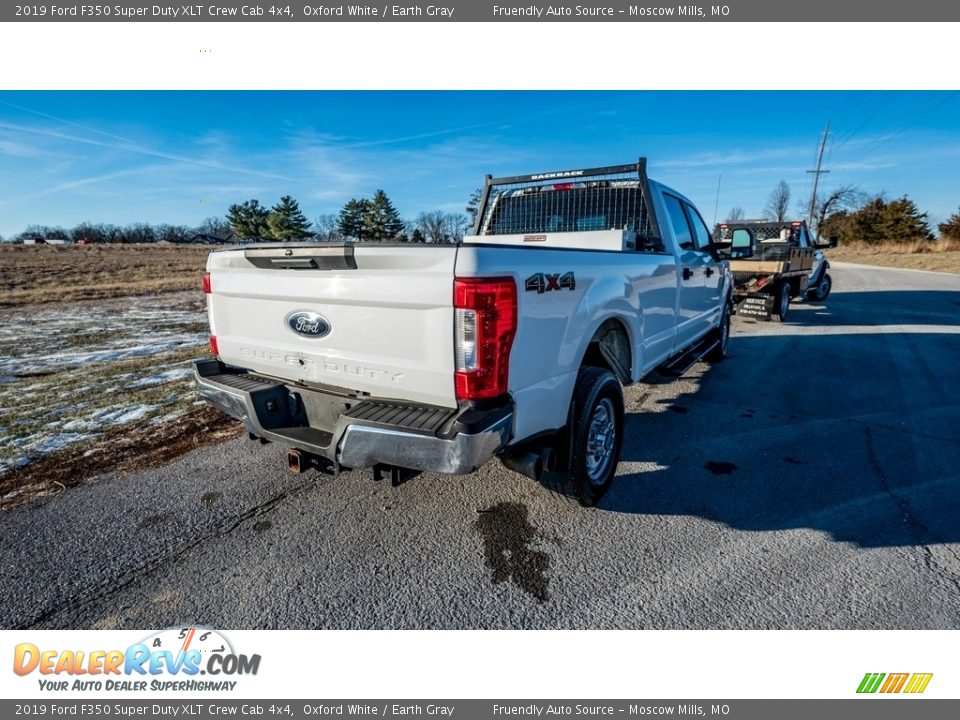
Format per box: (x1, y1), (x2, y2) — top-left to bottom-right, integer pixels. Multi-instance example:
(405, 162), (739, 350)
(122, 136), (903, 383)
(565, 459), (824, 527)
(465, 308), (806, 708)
(846, 91), (958, 164)
(831, 91), (899, 151)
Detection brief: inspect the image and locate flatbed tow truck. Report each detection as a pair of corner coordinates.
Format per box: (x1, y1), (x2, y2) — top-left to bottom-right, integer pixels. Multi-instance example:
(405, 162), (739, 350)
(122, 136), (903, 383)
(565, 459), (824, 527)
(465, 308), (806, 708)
(714, 219), (836, 322)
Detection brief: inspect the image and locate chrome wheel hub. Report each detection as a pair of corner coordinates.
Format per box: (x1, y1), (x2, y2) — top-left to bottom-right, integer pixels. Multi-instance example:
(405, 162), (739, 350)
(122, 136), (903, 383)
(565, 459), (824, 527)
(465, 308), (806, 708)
(585, 398), (616, 484)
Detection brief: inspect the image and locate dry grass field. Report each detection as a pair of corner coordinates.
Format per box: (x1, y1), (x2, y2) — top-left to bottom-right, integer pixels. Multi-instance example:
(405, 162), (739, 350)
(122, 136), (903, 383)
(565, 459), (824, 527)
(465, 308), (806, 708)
(828, 238), (960, 274)
(0, 243), (212, 307)
(0, 244), (242, 509)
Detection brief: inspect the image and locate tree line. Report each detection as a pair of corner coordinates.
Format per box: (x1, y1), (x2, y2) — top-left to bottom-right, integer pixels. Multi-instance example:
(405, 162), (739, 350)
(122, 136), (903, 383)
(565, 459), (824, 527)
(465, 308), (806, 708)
(7, 181), (959, 245)
(726, 180), (960, 243)
(3, 218), (231, 245)
(227, 190), (473, 244)
(2, 189), (475, 245)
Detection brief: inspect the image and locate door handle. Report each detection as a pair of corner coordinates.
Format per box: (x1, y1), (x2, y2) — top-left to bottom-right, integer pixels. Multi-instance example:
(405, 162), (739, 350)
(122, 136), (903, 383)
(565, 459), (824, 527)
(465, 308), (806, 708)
(682, 267), (694, 280)
(705, 267), (714, 277)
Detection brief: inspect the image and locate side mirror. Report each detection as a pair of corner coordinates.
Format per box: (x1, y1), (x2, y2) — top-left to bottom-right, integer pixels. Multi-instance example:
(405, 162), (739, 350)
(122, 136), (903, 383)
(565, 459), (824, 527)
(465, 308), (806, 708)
(703, 241), (731, 259)
(815, 236), (838, 249)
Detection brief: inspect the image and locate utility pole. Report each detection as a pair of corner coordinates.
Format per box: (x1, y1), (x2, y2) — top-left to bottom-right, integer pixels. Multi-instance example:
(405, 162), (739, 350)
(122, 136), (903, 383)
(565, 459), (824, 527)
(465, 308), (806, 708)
(806, 122), (830, 229)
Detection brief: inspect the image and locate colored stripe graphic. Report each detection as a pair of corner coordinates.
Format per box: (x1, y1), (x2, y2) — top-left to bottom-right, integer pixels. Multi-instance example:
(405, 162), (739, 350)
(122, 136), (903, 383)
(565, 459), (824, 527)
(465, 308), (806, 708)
(857, 672), (933, 694)
(857, 673), (885, 693)
(903, 673), (933, 694)
(880, 673), (909, 693)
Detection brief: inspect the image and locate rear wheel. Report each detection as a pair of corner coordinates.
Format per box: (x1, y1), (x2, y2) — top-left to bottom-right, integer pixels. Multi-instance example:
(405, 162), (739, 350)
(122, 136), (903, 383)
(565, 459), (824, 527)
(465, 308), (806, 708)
(771, 281), (791, 322)
(548, 367), (624, 507)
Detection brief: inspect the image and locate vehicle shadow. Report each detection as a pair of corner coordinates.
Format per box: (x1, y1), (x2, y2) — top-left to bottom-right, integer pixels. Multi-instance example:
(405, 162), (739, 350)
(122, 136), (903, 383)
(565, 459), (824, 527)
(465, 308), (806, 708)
(781, 289), (960, 327)
(600, 323), (960, 550)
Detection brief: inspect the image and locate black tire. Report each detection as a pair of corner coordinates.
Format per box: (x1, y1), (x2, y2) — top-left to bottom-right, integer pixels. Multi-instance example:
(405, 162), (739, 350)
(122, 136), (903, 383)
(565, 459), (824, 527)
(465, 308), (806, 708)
(706, 300), (731, 362)
(770, 281), (791, 323)
(809, 272), (832, 302)
(547, 367), (624, 507)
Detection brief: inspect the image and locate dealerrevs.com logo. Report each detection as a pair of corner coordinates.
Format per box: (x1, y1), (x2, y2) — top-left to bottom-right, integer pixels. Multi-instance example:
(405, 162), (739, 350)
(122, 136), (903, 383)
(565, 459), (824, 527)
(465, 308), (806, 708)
(857, 672), (933, 694)
(13, 627), (261, 692)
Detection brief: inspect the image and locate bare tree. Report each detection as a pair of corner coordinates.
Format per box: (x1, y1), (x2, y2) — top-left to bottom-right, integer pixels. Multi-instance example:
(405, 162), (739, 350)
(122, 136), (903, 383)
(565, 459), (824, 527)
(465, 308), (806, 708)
(727, 206), (745, 221)
(446, 213), (471, 242)
(198, 216), (232, 237)
(312, 214), (343, 242)
(765, 181), (791, 222)
(414, 211), (472, 243)
(415, 211), (449, 243)
(811, 184), (864, 237)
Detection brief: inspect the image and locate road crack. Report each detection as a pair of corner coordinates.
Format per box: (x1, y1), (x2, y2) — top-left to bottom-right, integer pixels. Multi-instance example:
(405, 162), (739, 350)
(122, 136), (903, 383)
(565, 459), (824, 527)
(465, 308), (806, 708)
(864, 426), (960, 596)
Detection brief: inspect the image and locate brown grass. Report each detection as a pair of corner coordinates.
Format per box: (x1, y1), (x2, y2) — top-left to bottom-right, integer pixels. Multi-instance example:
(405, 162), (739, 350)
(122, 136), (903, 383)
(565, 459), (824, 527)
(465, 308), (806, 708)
(0, 406), (244, 512)
(828, 238), (960, 274)
(0, 244), (212, 307)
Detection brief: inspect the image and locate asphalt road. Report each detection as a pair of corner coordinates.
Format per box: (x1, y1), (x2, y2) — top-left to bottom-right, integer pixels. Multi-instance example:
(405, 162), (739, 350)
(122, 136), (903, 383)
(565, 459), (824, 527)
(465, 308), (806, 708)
(3, 263), (960, 630)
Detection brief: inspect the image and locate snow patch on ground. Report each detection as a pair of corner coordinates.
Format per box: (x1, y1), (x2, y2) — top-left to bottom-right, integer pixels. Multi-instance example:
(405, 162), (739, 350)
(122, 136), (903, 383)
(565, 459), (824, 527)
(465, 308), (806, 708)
(0, 292), (207, 474)
(129, 368), (193, 388)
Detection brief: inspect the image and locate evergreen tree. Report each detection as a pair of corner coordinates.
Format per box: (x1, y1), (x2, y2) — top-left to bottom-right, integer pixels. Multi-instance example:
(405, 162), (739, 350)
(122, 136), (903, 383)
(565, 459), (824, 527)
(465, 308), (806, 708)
(363, 189), (405, 240)
(267, 195), (313, 241)
(823, 195), (931, 245)
(410, 228), (425, 243)
(338, 199), (370, 240)
(466, 187), (484, 223)
(227, 199), (270, 240)
(878, 196), (931, 242)
(939, 207), (960, 240)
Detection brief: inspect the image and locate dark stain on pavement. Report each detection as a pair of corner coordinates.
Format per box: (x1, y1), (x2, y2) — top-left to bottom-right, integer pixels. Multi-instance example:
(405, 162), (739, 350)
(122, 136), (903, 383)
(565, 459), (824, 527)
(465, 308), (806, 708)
(705, 460), (739, 475)
(200, 491), (221, 506)
(136, 513), (168, 530)
(475, 502), (550, 603)
(252, 520), (272, 533)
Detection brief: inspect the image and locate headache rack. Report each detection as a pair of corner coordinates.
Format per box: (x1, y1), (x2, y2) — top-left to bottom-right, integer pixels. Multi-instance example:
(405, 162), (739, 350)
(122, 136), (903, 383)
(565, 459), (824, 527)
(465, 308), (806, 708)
(472, 158), (663, 249)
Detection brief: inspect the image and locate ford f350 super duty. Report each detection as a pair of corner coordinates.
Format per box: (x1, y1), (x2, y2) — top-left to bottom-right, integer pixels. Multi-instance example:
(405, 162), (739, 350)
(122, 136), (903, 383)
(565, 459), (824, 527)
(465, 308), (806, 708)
(193, 159), (733, 505)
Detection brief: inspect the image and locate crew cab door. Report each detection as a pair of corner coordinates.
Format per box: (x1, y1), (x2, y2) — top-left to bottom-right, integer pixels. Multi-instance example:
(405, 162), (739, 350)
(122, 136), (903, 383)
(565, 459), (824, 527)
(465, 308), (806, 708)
(686, 203), (725, 318)
(662, 193), (712, 348)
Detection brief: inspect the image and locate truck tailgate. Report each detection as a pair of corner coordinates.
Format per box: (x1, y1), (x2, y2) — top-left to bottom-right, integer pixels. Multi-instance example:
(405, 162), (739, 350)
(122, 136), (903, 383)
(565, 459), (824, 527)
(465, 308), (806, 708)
(207, 244), (458, 409)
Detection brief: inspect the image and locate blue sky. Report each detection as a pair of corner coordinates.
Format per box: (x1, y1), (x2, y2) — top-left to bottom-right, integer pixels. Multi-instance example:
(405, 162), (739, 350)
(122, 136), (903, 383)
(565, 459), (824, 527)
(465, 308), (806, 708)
(1, 90), (958, 237)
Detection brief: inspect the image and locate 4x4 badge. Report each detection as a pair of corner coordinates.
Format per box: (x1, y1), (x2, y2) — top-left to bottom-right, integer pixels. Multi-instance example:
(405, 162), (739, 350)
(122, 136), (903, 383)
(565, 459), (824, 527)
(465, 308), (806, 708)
(525, 272), (576, 294)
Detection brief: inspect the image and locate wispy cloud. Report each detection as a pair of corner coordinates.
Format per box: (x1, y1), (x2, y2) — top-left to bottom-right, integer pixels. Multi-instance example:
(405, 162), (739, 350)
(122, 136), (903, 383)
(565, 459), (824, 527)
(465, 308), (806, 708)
(0, 138), (50, 158)
(0, 121), (289, 181)
(0, 167), (158, 205)
(657, 147), (807, 170)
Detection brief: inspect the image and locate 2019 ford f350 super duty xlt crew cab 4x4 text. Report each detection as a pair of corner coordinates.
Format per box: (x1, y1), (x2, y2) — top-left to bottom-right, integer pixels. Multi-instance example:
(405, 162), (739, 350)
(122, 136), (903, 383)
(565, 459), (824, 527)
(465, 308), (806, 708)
(193, 159), (733, 505)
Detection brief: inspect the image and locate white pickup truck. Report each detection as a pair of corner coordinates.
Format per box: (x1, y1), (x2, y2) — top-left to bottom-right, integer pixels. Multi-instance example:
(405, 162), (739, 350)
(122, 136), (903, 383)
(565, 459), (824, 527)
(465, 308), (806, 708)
(193, 159), (732, 505)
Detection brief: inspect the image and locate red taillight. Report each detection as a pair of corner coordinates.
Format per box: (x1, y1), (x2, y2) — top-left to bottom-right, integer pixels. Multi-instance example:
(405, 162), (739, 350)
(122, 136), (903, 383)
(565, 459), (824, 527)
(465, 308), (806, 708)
(203, 271), (211, 294)
(454, 277), (517, 400)
(209, 335), (219, 356)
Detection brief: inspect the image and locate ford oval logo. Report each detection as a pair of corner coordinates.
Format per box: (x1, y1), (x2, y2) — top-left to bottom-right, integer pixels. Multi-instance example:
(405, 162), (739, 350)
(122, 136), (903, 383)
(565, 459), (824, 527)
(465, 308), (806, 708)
(286, 311), (331, 339)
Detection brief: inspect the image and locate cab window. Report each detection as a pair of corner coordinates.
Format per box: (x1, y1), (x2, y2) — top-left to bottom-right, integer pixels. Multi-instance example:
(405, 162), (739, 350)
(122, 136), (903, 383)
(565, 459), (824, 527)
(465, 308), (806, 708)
(663, 194), (694, 250)
(685, 204), (713, 251)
